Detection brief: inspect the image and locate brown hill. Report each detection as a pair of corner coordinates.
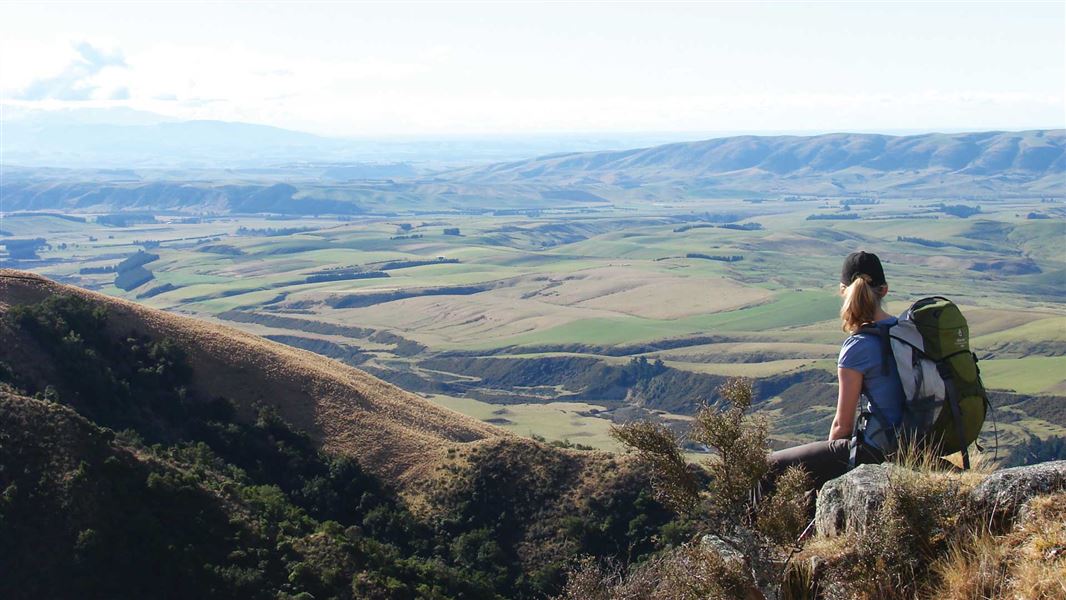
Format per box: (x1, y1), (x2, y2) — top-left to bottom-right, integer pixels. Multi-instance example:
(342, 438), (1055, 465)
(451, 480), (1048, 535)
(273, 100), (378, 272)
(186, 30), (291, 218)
(0, 269), (507, 488)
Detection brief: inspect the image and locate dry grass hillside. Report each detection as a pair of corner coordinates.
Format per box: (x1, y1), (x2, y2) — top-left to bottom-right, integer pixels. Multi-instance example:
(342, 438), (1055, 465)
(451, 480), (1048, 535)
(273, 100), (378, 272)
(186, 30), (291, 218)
(0, 269), (684, 599)
(0, 269), (508, 488)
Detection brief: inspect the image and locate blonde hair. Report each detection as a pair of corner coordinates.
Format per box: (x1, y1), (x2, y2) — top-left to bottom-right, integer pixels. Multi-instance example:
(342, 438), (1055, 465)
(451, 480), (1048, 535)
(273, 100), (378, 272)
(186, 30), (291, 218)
(840, 274), (885, 333)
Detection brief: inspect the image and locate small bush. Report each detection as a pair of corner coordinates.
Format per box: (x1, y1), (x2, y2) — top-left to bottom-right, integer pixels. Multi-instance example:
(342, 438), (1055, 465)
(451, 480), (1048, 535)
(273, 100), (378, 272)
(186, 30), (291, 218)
(611, 378), (795, 532)
(556, 545), (754, 600)
(755, 466), (812, 547)
(606, 379), (812, 598)
(688, 378), (771, 526)
(610, 421), (699, 513)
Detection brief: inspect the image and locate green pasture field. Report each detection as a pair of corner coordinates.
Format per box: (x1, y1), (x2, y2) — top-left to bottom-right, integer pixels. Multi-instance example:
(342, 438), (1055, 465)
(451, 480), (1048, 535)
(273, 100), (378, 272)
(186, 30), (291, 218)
(460, 290), (842, 350)
(430, 395), (620, 450)
(972, 316), (1065, 347)
(978, 356), (1066, 395)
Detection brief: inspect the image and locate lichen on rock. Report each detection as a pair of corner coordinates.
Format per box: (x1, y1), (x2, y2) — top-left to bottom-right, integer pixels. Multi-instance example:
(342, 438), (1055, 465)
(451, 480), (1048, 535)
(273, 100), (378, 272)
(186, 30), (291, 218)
(813, 463), (893, 537)
(969, 460), (1066, 523)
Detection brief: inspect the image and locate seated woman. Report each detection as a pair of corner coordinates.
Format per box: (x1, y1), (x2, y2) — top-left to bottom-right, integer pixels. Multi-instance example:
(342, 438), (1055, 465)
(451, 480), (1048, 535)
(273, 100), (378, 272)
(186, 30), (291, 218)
(765, 251), (905, 492)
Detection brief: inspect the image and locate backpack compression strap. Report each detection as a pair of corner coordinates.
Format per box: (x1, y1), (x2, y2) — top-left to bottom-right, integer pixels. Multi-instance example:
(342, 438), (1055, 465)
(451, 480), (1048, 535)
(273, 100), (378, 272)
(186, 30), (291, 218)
(938, 365), (972, 470)
(849, 398), (865, 469)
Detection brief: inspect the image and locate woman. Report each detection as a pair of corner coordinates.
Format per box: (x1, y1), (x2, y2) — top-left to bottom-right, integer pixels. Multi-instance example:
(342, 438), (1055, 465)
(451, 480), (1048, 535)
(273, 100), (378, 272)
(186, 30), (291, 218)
(765, 251), (905, 492)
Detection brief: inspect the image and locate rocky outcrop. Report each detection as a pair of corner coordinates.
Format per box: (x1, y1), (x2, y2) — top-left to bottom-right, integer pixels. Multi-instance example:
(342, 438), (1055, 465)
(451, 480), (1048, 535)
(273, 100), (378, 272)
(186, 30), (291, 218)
(815, 460), (1066, 538)
(969, 460), (1066, 521)
(813, 464), (893, 537)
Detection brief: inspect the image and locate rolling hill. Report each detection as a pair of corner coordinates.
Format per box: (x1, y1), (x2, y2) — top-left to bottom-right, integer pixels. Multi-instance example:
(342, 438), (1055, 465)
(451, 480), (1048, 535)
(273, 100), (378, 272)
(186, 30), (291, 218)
(3, 129), (1062, 215)
(453, 129), (1066, 196)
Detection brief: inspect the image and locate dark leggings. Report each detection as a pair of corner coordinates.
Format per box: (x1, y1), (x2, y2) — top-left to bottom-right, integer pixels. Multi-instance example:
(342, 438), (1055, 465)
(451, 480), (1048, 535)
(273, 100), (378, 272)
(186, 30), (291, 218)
(761, 438), (885, 498)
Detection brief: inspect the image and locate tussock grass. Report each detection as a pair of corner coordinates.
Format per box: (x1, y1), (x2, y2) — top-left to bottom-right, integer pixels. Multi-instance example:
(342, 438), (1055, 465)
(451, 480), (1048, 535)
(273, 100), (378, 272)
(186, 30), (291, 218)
(789, 459), (1064, 600)
(889, 440), (997, 492)
(932, 492), (1066, 600)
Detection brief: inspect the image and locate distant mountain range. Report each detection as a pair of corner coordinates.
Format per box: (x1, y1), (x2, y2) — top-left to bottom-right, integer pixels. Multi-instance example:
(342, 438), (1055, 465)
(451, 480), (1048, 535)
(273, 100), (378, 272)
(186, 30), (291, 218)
(2, 113), (348, 167)
(453, 129), (1065, 197)
(0, 107), (707, 168)
(1, 126), (1062, 213)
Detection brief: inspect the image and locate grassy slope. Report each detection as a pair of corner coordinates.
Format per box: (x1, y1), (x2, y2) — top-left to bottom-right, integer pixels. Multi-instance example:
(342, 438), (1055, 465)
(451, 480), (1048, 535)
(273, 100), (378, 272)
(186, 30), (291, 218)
(0, 269), (504, 489)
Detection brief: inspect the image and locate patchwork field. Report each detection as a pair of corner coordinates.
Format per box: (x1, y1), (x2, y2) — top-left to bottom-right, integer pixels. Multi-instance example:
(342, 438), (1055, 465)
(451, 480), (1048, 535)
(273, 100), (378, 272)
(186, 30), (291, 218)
(4, 194), (1063, 460)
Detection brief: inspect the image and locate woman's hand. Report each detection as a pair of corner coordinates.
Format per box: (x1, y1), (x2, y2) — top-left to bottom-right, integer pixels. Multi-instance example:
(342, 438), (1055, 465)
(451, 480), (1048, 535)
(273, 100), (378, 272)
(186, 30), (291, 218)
(829, 367), (863, 440)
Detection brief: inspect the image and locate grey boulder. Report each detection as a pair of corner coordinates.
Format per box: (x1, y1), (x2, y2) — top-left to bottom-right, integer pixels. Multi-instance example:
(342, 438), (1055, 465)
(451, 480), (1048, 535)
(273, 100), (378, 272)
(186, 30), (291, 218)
(969, 460), (1066, 520)
(814, 464), (893, 537)
(814, 460), (1066, 538)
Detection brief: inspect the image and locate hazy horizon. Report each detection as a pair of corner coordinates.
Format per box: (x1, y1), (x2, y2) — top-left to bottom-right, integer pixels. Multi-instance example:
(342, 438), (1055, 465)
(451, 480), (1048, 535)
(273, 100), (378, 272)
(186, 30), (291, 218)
(5, 103), (1065, 141)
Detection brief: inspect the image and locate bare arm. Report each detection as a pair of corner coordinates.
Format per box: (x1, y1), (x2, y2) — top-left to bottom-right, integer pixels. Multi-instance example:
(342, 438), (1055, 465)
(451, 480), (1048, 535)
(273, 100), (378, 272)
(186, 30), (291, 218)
(829, 367), (863, 440)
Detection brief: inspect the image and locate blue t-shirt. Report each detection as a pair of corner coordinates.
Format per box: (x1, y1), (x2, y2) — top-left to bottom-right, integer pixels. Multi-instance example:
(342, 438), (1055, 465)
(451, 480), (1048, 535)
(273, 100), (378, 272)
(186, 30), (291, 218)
(838, 316), (905, 451)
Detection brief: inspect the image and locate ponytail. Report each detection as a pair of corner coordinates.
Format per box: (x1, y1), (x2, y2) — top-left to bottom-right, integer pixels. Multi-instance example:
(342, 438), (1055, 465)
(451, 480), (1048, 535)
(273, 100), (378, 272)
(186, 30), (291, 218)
(840, 274), (883, 333)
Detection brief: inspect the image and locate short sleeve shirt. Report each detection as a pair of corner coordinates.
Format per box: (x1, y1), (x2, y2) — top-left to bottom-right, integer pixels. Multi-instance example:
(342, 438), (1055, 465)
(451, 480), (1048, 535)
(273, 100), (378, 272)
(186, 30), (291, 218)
(838, 316), (906, 451)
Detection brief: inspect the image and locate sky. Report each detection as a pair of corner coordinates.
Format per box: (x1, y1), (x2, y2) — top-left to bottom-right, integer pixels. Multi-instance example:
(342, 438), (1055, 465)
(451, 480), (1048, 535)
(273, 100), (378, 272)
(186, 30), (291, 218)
(0, 1), (1063, 137)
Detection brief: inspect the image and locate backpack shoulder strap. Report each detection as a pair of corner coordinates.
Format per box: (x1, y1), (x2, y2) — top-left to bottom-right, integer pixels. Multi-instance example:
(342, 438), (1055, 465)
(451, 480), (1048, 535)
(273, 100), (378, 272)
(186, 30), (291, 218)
(857, 323), (894, 376)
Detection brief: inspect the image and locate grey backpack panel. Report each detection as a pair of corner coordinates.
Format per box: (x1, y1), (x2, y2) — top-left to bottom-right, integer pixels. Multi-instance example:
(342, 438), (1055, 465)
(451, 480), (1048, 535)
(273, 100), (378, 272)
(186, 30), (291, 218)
(888, 320), (946, 437)
(856, 317), (948, 453)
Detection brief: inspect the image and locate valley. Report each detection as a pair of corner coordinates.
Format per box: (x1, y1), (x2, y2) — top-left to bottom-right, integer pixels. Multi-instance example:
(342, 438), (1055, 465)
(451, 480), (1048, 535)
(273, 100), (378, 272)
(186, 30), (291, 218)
(5, 180), (1063, 460)
(4, 3), (1065, 596)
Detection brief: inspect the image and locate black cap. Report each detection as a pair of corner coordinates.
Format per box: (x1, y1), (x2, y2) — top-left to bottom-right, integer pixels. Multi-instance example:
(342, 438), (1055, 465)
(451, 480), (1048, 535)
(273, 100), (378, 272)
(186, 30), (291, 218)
(841, 251), (886, 287)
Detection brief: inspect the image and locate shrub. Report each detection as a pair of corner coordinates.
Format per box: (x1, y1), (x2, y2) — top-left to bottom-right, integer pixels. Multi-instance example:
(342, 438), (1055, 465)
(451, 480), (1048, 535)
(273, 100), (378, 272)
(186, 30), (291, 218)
(610, 378), (793, 530)
(755, 466), (812, 547)
(689, 378), (772, 526)
(610, 421), (699, 513)
(556, 545), (754, 600)
(604, 379), (812, 598)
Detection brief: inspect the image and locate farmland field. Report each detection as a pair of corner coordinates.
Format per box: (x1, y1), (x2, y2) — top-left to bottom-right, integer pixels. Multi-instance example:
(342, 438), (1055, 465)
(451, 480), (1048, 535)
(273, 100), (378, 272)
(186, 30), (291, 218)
(4, 194), (1064, 458)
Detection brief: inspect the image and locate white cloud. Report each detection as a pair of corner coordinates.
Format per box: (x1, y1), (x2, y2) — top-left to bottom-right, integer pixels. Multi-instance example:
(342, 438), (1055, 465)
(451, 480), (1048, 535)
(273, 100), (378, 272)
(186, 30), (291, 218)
(15, 42), (127, 101)
(1, 29), (1061, 136)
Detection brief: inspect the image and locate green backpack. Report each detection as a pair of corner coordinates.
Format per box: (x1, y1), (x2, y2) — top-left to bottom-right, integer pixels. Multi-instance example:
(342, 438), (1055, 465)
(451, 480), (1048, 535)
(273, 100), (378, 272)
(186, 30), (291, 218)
(855, 296), (988, 469)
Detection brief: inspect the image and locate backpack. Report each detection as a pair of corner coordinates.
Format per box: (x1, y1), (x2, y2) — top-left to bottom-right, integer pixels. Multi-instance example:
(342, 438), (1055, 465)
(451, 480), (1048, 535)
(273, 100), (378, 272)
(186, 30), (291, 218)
(852, 296), (988, 469)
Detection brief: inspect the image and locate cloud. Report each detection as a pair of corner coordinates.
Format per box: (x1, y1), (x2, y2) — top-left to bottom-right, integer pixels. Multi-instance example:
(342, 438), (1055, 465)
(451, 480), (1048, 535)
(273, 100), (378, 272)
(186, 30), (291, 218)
(16, 42), (127, 101)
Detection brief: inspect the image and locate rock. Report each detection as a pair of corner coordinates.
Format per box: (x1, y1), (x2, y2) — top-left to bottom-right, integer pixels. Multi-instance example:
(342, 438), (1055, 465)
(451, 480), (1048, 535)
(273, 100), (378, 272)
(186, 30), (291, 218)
(814, 460), (1066, 537)
(969, 460), (1066, 521)
(700, 533), (746, 565)
(814, 463), (893, 537)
